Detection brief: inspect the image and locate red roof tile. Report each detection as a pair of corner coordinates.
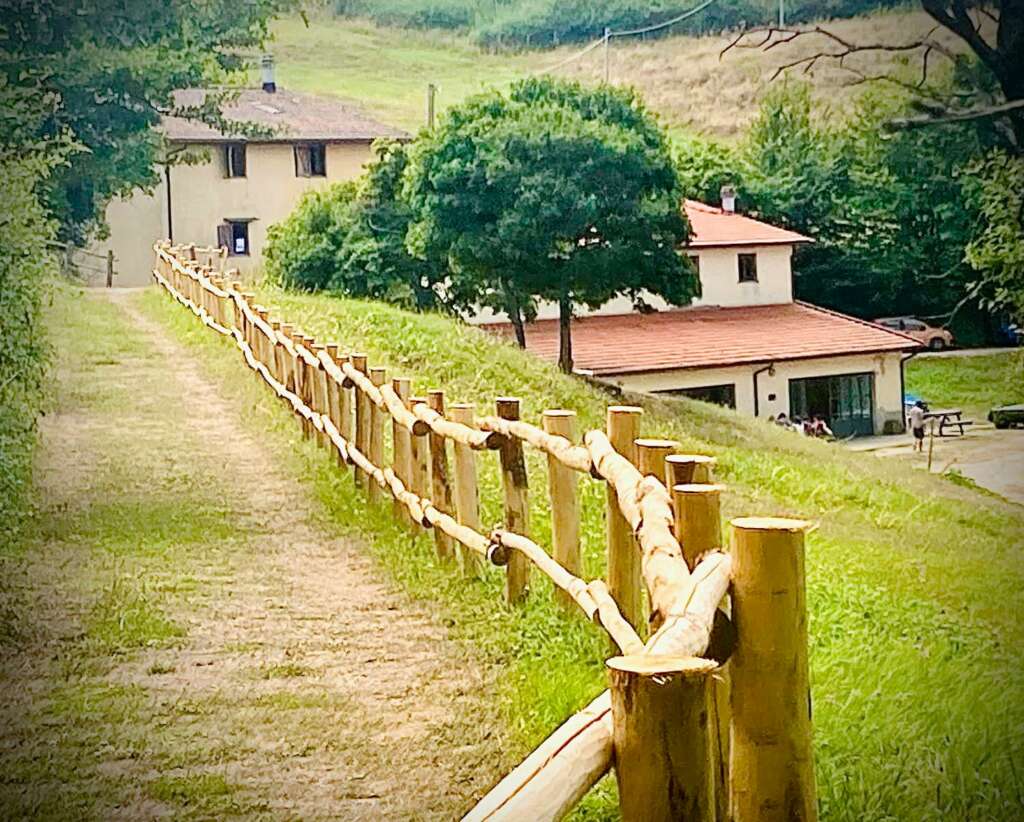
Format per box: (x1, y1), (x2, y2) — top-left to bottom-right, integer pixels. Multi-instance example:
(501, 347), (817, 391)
(684, 200), (812, 248)
(495, 302), (919, 375)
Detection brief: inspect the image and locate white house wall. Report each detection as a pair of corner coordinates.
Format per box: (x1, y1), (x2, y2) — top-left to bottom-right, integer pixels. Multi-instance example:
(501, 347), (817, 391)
(90, 141), (375, 286)
(611, 351), (907, 435)
(468, 242), (795, 324)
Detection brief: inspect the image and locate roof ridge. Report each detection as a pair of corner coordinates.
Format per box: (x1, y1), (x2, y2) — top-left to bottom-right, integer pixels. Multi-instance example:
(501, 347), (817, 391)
(795, 301), (922, 345)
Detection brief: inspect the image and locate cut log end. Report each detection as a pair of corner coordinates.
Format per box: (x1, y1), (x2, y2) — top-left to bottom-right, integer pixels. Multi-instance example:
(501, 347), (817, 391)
(607, 655), (717, 678)
(731, 516), (812, 532)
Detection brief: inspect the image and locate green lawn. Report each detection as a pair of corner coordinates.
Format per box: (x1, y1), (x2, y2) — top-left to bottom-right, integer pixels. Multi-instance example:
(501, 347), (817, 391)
(906, 350), (1024, 421)
(268, 16), (543, 133)
(144, 282), (1024, 821)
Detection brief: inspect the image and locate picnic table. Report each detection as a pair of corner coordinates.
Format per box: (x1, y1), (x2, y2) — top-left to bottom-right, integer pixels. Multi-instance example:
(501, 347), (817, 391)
(924, 408), (974, 437)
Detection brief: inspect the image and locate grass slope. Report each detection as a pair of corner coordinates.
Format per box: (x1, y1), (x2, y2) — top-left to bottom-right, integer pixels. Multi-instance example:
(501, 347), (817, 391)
(269, 9), (967, 137)
(150, 281), (1024, 820)
(907, 350), (1024, 421)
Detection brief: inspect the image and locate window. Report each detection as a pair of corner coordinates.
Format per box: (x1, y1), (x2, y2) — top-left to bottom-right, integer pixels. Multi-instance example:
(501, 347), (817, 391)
(904, 320), (927, 331)
(738, 253), (758, 283)
(664, 383), (736, 409)
(217, 221), (251, 256)
(687, 254), (701, 275)
(294, 143), (327, 177)
(789, 373), (874, 437)
(224, 143), (247, 178)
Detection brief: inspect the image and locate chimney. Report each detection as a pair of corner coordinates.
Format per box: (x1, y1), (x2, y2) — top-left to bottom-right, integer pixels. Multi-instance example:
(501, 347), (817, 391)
(261, 54), (276, 93)
(720, 184), (736, 213)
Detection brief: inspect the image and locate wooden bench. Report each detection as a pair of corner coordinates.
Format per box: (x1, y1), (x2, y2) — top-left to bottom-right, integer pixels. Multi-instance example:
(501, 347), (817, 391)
(925, 409), (974, 437)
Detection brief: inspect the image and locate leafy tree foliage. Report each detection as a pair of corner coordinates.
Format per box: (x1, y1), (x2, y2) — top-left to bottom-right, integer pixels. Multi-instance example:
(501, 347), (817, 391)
(966, 152), (1024, 324)
(265, 141), (445, 309)
(0, 155), (57, 546)
(675, 82), (998, 337)
(405, 77), (695, 372)
(0, 0), (293, 243)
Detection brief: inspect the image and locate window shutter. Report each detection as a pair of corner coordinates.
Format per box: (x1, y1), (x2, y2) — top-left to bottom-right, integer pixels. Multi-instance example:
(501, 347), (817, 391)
(216, 223), (231, 250)
(296, 145), (312, 177)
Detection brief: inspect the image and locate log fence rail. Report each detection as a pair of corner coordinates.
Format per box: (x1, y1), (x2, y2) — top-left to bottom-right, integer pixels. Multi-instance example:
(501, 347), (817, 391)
(152, 242), (818, 822)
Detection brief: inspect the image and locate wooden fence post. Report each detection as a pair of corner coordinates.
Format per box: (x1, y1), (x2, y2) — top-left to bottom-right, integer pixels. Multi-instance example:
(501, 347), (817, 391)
(666, 454), (716, 487)
(606, 406), (643, 633)
(674, 483), (730, 822)
(427, 390), (455, 562)
(391, 378), (413, 525)
(542, 410), (581, 613)
(312, 343), (330, 450)
(351, 353), (368, 486)
(609, 655), (717, 822)
(299, 335), (317, 440)
(368, 366), (387, 502)
(635, 438), (678, 480)
(497, 397), (530, 605)
(106, 249), (114, 288)
(729, 517), (817, 822)
(337, 351), (353, 470)
(449, 403), (483, 578)
(409, 397), (431, 514)
(325, 344), (342, 464)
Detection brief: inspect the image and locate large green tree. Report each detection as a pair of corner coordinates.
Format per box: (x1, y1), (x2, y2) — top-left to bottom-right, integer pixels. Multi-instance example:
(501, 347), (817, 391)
(405, 77), (696, 373)
(0, 0), (294, 243)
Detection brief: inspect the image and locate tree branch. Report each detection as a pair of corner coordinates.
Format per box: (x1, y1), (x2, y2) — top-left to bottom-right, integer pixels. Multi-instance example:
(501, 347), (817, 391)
(886, 98), (1024, 130)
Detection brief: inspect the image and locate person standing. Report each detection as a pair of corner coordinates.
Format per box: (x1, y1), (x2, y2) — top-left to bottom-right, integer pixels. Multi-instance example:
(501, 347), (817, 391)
(908, 400), (928, 452)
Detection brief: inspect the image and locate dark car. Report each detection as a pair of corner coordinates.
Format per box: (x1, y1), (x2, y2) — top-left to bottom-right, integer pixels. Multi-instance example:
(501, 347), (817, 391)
(988, 404), (1024, 429)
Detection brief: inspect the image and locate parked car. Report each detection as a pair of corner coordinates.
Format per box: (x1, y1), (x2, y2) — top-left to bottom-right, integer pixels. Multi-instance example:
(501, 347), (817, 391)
(874, 316), (954, 350)
(988, 404), (1024, 429)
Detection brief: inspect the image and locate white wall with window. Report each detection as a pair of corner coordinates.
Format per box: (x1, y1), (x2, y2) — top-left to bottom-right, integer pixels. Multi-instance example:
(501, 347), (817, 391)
(91, 141), (375, 285)
(612, 351), (907, 435)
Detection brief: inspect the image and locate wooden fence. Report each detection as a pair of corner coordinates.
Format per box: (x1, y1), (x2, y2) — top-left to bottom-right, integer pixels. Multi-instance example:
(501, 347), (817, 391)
(152, 241), (818, 822)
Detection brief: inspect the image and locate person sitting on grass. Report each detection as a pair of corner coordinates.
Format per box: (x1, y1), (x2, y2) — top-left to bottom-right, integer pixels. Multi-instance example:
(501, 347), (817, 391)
(908, 400), (928, 452)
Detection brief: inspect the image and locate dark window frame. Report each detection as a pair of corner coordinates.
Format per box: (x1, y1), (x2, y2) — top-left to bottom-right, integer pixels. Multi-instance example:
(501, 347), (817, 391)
(224, 142), (247, 178)
(294, 142), (327, 177)
(220, 220), (251, 257)
(663, 383), (736, 409)
(738, 252), (758, 283)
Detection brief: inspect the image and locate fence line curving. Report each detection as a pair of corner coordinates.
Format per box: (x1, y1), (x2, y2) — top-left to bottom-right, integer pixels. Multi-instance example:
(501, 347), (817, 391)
(152, 241), (818, 822)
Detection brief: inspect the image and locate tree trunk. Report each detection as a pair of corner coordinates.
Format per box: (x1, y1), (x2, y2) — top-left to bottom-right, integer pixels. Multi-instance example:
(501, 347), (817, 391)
(503, 281), (527, 348)
(558, 289), (573, 373)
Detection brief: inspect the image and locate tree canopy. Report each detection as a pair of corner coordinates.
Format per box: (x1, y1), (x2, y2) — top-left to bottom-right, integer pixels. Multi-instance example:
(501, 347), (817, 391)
(0, 0), (294, 243)
(404, 76), (695, 372)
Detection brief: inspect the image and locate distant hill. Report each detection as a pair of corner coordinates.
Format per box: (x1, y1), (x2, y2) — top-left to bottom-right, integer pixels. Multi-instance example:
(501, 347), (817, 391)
(270, 8), (961, 139)
(328, 0), (910, 48)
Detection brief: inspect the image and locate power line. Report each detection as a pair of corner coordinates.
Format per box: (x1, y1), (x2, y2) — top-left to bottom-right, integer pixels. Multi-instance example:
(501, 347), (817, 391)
(532, 0), (721, 78)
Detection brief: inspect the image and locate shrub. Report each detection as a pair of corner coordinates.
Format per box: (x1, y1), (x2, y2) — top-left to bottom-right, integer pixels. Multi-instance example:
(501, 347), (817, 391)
(265, 141), (445, 309)
(0, 157), (56, 547)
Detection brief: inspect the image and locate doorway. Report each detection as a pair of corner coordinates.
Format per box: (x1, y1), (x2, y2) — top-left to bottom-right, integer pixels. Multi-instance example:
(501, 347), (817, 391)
(789, 372), (874, 437)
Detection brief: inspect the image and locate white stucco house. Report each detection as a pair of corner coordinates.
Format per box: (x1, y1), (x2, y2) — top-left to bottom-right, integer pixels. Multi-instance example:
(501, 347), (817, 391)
(89, 69), (407, 286)
(477, 198), (921, 437)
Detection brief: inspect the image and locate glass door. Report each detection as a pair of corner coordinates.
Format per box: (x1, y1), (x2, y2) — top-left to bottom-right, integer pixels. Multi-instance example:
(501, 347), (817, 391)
(789, 373), (874, 437)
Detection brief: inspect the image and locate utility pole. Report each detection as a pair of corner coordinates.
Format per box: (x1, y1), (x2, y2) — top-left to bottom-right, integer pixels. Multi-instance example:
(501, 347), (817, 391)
(426, 83), (437, 129)
(603, 27), (611, 83)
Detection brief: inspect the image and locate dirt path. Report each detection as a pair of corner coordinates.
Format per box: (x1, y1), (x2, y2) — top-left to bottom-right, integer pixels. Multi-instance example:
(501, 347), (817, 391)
(0, 288), (503, 819)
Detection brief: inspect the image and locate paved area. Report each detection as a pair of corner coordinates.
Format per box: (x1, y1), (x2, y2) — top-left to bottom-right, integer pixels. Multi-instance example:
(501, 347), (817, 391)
(916, 346), (1020, 359)
(848, 425), (1024, 505)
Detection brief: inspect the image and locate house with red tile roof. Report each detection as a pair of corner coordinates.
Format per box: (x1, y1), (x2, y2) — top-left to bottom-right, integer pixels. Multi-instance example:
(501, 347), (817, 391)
(478, 194), (920, 437)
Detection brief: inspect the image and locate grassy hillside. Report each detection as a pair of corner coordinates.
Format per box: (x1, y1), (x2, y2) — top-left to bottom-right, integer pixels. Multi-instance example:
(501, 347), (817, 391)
(269, 9), (965, 137)
(907, 351), (1024, 421)
(144, 282), (1024, 820)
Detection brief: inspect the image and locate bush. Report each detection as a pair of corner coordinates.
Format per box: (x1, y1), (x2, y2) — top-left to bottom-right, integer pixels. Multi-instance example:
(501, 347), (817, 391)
(0, 157), (56, 547)
(265, 141), (445, 309)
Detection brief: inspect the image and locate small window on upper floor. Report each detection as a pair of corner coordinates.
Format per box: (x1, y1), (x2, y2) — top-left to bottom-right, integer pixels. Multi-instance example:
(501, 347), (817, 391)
(687, 254), (701, 275)
(738, 252), (758, 283)
(224, 143), (247, 178)
(295, 143), (327, 177)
